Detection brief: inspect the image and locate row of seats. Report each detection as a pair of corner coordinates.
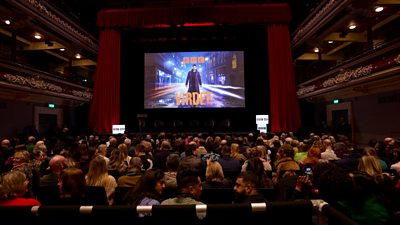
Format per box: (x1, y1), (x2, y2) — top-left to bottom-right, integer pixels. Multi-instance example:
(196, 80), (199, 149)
(0, 200), (314, 225)
(36, 186), (108, 205)
(152, 119), (231, 131)
(36, 185), (277, 206)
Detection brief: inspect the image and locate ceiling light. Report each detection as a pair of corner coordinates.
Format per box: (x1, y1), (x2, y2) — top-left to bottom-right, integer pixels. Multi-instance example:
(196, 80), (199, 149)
(328, 40), (333, 44)
(348, 24), (357, 30)
(34, 33), (42, 39)
(75, 53), (81, 59)
(4, 20), (11, 25)
(314, 47), (319, 53)
(59, 48), (65, 51)
(375, 6), (384, 13)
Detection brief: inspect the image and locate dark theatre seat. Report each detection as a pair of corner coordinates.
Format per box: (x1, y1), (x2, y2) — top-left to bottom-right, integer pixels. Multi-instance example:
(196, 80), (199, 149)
(200, 188), (234, 204)
(36, 185), (60, 205)
(113, 186), (134, 205)
(85, 186), (108, 205)
(36, 185), (108, 205)
(161, 187), (179, 200)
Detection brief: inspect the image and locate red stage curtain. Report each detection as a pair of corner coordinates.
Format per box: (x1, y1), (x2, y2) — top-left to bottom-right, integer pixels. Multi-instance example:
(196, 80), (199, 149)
(89, 29), (120, 133)
(96, 4), (291, 28)
(268, 24), (301, 132)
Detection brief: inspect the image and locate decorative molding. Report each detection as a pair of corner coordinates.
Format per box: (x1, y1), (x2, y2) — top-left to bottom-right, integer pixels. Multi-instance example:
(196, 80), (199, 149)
(297, 64), (373, 96)
(72, 90), (93, 99)
(297, 44), (400, 97)
(3, 73), (63, 92)
(321, 65), (373, 88)
(1, 72), (92, 100)
(296, 85), (316, 96)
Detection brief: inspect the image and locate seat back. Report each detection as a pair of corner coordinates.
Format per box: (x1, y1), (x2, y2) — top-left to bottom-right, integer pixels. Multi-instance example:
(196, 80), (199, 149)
(86, 186), (108, 205)
(161, 187), (179, 200)
(36, 185), (60, 205)
(200, 188), (234, 204)
(114, 186), (134, 205)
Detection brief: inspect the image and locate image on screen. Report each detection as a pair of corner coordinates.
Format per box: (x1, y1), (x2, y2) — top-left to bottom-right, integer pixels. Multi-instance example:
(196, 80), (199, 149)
(144, 51), (245, 109)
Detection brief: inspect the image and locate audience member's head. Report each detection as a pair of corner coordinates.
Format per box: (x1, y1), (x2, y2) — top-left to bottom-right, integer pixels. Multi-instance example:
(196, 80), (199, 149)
(166, 153), (180, 172)
(12, 151), (30, 168)
(58, 167), (87, 199)
(234, 171), (261, 202)
(123, 168), (165, 206)
(333, 142), (349, 158)
(49, 155), (67, 174)
(1, 139), (10, 147)
(0, 171), (29, 200)
(160, 140), (172, 151)
(205, 161), (224, 183)
(176, 168), (202, 200)
(277, 144), (295, 159)
(129, 157), (143, 171)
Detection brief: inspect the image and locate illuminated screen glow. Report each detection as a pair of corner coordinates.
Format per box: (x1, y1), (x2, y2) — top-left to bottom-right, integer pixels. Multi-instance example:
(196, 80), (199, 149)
(144, 51), (245, 109)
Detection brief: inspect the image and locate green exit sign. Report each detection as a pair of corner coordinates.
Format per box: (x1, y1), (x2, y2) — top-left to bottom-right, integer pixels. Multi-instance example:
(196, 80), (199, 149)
(332, 99), (340, 104)
(48, 103), (55, 108)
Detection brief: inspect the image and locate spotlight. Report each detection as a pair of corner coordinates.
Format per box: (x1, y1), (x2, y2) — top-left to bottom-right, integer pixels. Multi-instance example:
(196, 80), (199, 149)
(375, 6), (384, 13)
(348, 24), (356, 30)
(34, 33), (42, 39)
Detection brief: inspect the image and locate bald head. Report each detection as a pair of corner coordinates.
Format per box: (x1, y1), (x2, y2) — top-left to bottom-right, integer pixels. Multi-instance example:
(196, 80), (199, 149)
(28, 136), (36, 143)
(49, 155), (67, 173)
(1, 139), (10, 146)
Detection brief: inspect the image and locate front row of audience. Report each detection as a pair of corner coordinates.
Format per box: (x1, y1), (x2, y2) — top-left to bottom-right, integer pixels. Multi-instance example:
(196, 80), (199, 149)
(0, 158), (267, 208)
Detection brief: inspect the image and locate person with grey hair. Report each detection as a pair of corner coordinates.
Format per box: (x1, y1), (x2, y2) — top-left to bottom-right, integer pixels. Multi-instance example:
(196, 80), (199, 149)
(321, 139), (339, 161)
(118, 157), (143, 187)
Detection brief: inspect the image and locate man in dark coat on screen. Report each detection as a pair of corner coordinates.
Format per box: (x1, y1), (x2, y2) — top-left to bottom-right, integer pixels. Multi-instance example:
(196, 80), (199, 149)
(185, 64), (202, 93)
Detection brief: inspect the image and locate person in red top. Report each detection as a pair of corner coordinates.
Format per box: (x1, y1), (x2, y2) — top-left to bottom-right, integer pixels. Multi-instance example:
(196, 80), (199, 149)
(0, 170), (41, 206)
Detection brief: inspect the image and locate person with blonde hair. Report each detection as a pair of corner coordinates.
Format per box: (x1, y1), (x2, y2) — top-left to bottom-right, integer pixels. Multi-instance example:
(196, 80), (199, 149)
(358, 155), (386, 182)
(203, 160), (231, 188)
(96, 144), (109, 166)
(0, 170), (41, 206)
(11, 150), (33, 195)
(231, 143), (247, 164)
(108, 144), (129, 179)
(86, 156), (117, 205)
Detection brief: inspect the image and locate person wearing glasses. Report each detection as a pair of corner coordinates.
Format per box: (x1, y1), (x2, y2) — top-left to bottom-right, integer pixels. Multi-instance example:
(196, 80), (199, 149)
(233, 171), (266, 203)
